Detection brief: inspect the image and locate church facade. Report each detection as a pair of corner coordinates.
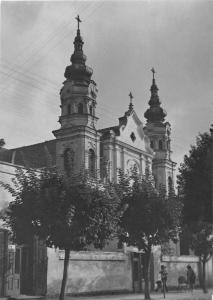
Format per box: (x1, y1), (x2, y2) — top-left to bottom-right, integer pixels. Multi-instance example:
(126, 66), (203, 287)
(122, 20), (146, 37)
(53, 19), (176, 189)
(1, 18), (212, 297)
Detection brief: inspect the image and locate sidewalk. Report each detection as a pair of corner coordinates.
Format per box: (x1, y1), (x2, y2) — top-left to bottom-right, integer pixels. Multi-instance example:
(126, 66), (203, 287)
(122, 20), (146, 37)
(1, 290), (212, 300)
(61, 289), (213, 300)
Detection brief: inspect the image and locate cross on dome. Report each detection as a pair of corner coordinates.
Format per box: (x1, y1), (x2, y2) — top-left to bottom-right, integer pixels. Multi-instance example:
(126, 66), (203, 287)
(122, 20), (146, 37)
(129, 92), (133, 102)
(75, 15), (82, 30)
(151, 67), (156, 79)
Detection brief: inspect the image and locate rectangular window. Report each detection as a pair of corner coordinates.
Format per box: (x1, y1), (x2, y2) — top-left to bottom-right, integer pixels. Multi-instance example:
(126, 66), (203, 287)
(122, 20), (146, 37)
(15, 248), (20, 274)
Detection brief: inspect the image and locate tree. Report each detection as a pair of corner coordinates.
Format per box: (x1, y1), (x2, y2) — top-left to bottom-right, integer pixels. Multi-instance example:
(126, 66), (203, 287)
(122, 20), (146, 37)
(177, 132), (211, 223)
(0, 167), (120, 300)
(177, 132), (212, 293)
(115, 168), (182, 300)
(189, 222), (213, 293)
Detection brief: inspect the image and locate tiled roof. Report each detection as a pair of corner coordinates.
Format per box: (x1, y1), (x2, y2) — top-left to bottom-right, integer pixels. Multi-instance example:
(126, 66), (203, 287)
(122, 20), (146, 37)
(0, 140), (56, 168)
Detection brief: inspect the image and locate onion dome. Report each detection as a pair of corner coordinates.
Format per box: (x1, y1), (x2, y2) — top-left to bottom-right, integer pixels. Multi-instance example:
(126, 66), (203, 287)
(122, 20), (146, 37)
(144, 68), (167, 123)
(64, 15), (93, 86)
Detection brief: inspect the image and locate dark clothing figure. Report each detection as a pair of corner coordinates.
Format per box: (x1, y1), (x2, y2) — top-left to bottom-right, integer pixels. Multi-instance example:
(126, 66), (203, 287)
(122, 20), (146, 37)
(159, 265), (168, 292)
(186, 265), (196, 292)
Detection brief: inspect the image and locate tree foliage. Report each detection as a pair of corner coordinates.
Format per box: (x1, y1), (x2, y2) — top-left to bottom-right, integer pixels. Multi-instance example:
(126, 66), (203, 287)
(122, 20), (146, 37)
(117, 167), (182, 249)
(115, 167), (182, 300)
(177, 132), (212, 293)
(177, 132), (211, 223)
(189, 222), (213, 262)
(0, 167), (120, 299)
(189, 221), (213, 293)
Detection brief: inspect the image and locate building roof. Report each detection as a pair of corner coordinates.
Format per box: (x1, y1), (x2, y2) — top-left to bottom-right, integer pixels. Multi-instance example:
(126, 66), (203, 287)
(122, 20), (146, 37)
(0, 140), (56, 168)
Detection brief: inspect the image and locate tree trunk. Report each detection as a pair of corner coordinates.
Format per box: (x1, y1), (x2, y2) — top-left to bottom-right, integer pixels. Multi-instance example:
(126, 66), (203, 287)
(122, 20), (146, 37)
(143, 249), (151, 300)
(59, 248), (70, 300)
(202, 259), (208, 293)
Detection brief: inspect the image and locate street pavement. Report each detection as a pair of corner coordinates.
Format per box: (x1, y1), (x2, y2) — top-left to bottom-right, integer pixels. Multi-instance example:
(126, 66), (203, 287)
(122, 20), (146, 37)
(60, 289), (213, 300)
(1, 290), (211, 300)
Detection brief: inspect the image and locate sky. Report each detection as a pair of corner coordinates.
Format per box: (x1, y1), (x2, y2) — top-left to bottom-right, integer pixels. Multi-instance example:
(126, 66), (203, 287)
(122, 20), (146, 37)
(1, 0), (213, 172)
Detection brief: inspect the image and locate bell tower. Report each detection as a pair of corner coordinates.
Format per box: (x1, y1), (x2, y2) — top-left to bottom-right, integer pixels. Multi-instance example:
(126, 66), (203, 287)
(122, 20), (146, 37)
(144, 68), (176, 190)
(53, 16), (100, 175)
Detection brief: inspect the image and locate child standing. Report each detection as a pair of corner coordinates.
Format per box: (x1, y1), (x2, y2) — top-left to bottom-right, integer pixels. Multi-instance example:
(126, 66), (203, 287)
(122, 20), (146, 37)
(159, 265), (168, 292)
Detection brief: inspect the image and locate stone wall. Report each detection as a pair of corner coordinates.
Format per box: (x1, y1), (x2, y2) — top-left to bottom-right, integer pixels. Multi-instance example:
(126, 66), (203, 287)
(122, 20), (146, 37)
(205, 257), (213, 287)
(161, 255), (199, 288)
(47, 249), (132, 295)
(161, 255), (213, 288)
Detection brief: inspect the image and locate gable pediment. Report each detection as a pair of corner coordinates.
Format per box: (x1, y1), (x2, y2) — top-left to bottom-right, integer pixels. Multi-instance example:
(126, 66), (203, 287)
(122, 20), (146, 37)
(117, 111), (153, 154)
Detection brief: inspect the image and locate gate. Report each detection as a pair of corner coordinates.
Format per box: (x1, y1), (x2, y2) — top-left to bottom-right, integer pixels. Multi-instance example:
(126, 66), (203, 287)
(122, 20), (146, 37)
(132, 252), (143, 292)
(0, 235), (47, 297)
(5, 245), (21, 297)
(21, 237), (47, 295)
(32, 236), (47, 295)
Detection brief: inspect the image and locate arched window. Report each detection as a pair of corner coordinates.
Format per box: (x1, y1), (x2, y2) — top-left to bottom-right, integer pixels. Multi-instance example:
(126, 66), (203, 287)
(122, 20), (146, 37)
(159, 140), (163, 150)
(78, 103), (83, 114)
(67, 104), (71, 115)
(64, 148), (74, 175)
(168, 176), (173, 191)
(88, 149), (95, 176)
(89, 105), (93, 115)
(167, 139), (170, 150)
(150, 140), (154, 149)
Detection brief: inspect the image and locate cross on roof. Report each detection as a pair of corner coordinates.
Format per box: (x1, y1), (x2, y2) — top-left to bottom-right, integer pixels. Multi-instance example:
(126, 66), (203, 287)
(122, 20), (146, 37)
(128, 92), (134, 111)
(151, 67), (156, 79)
(129, 92), (133, 103)
(75, 15), (82, 30)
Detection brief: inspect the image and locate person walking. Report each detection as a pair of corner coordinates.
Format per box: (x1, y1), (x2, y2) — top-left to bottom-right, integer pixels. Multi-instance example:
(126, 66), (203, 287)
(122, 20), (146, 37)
(186, 264), (196, 293)
(159, 265), (168, 295)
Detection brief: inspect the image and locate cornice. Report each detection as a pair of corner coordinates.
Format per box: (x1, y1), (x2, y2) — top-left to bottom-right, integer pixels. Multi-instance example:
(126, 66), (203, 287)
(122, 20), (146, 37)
(152, 158), (177, 167)
(101, 139), (153, 159)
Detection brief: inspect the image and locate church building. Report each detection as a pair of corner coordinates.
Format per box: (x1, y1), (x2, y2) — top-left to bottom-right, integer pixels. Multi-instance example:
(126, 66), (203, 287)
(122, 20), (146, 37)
(53, 17), (176, 188)
(1, 17), (209, 297)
